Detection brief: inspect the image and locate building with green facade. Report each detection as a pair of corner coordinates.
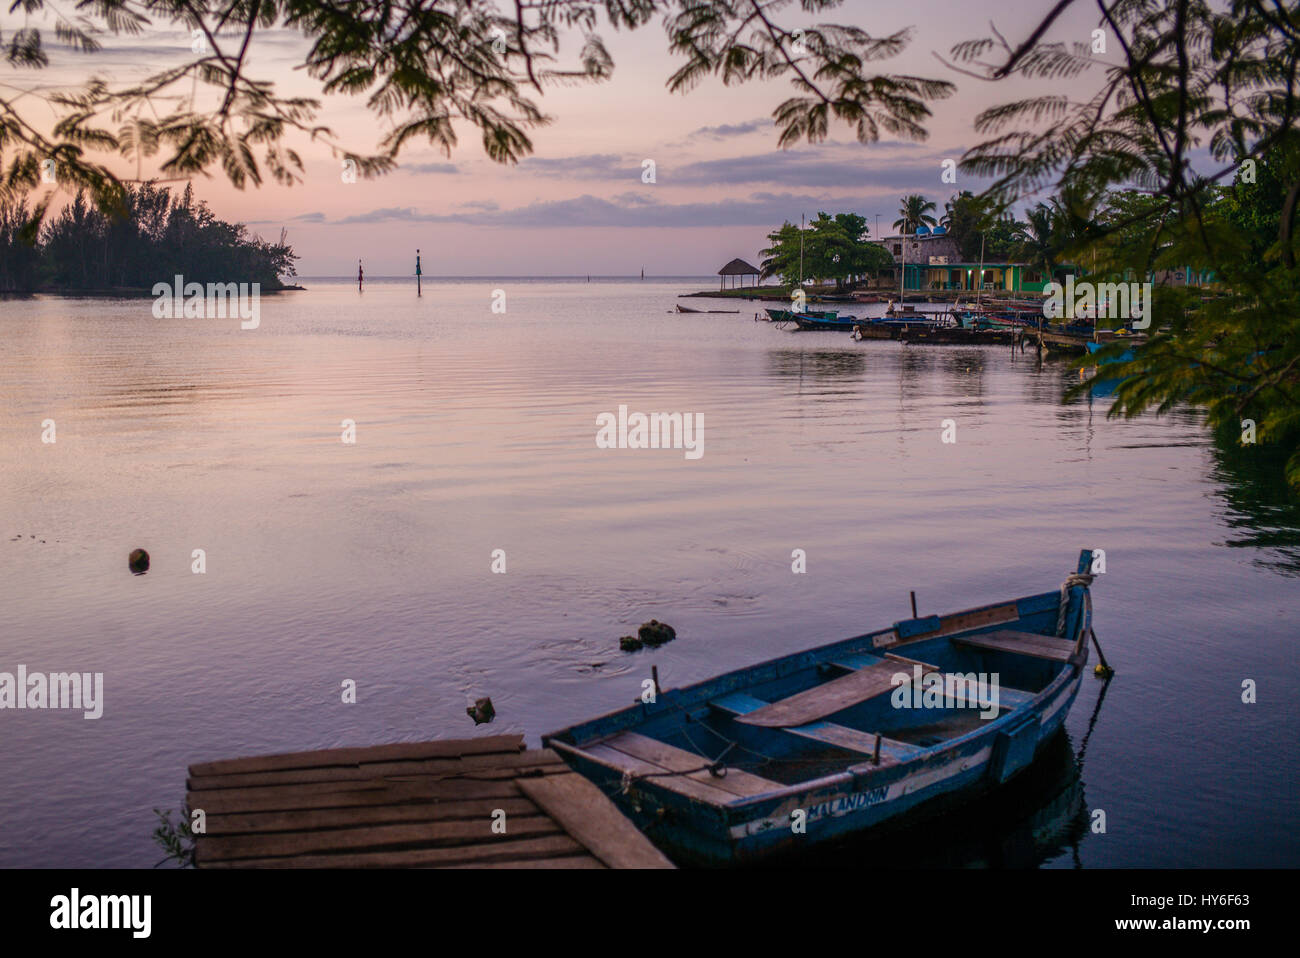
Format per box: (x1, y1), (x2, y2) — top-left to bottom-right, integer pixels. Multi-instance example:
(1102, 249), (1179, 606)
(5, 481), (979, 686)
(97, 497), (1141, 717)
(898, 261), (1053, 293)
(876, 229), (1052, 294)
(876, 229), (1212, 294)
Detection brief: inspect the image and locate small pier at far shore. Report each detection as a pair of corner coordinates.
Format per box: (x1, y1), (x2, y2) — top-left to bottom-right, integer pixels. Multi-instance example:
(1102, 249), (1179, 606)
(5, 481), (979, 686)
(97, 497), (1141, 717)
(186, 734), (673, 869)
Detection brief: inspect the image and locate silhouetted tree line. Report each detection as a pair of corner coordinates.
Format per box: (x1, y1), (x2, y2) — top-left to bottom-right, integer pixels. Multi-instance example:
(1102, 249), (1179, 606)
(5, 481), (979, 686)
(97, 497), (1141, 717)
(0, 184), (296, 292)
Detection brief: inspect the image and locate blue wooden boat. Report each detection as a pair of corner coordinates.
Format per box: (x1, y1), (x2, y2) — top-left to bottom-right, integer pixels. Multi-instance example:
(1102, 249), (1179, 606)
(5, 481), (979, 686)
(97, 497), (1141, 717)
(1083, 340), (1139, 397)
(790, 312), (863, 331)
(1084, 340), (1136, 363)
(544, 550), (1101, 866)
(867, 315), (948, 329)
(764, 307), (840, 322)
(954, 310), (1018, 331)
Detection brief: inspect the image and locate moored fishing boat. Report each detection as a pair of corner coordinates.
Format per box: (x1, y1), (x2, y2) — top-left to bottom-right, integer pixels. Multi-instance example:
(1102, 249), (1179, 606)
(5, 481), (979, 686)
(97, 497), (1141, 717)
(790, 312), (863, 331)
(851, 323), (894, 340)
(764, 307), (839, 322)
(898, 325), (1021, 346)
(544, 550), (1104, 866)
(849, 317), (952, 340)
(1084, 340), (1136, 362)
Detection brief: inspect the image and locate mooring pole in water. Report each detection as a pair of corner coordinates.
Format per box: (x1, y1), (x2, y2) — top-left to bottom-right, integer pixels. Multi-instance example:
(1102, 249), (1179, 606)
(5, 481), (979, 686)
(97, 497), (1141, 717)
(651, 665), (660, 697)
(1090, 629), (1115, 676)
(910, 591), (918, 618)
(416, 249), (422, 297)
(872, 733), (881, 765)
(358, 259), (363, 292)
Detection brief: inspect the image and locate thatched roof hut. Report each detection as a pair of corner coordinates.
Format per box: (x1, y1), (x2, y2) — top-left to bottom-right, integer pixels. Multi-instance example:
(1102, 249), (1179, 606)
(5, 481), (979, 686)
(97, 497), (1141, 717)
(718, 257), (760, 290)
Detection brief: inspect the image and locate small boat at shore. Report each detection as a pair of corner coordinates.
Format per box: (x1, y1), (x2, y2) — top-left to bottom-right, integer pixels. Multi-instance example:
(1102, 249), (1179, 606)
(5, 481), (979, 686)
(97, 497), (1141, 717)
(545, 550), (1102, 865)
(1084, 340), (1136, 362)
(900, 325), (1021, 346)
(677, 304), (740, 314)
(854, 311), (954, 337)
(852, 320), (1022, 345)
(851, 323), (895, 340)
(764, 307), (839, 322)
(789, 312), (863, 331)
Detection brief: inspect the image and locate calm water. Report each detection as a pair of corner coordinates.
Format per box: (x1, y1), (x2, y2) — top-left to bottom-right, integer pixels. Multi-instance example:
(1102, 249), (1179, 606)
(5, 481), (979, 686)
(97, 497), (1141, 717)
(1, 277), (1297, 868)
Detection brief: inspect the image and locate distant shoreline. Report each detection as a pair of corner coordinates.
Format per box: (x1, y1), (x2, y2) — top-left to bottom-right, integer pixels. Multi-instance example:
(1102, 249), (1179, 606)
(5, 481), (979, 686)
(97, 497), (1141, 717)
(680, 287), (1047, 304)
(0, 284), (307, 298)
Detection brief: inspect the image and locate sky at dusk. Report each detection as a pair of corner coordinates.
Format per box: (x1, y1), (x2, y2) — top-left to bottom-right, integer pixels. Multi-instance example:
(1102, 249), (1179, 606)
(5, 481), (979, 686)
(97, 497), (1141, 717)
(11, 1), (1113, 276)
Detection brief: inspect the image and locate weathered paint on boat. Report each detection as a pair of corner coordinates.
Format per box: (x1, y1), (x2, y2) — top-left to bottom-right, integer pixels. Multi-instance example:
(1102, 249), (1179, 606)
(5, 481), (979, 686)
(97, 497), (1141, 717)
(790, 312), (863, 331)
(764, 308), (838, 322)
(545, 550), (1099, 866)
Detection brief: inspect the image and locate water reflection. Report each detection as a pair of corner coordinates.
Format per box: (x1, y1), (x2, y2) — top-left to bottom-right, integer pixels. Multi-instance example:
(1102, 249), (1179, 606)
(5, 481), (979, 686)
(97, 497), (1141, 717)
(1209, 426), (1300, 575)
(1064, 356), (1300, 576)
(764, 730), (1089, 869)
(764, 348), (868, 381)
(4, 280), (1295, 868)
(757, 669), (1115, 869)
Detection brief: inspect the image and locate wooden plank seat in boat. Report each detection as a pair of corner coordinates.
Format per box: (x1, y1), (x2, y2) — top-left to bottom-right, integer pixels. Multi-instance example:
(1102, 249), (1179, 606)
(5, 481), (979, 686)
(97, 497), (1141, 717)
(951, 629), (1076, 663)
(710, 693), (922, 763)
(829, 651), (890, 670)
(584, 731), (780, 803)
(852, 665), (1037, 712)
(732, 657), (940, 728)
(862, 649), (1038, 711)
(988, 686), (1036, 710)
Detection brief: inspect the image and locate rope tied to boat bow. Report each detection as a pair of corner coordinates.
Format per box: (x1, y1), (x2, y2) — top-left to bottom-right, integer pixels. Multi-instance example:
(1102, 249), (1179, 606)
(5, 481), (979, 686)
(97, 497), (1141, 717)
(1055, 572), (1094, 638)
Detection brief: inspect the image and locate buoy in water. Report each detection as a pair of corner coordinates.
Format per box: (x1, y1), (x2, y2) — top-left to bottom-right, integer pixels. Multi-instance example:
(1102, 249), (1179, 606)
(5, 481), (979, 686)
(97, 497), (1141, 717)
(129, 548), (150, 574)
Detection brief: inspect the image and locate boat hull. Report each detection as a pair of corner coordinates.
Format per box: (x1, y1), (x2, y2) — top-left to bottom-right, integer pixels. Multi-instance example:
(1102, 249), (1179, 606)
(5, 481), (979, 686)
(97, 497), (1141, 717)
(545, 552), (1097, 866)
(791, 314), (862, 331)
(552, 659), (1083, 866)
(765, 308), (838, 322)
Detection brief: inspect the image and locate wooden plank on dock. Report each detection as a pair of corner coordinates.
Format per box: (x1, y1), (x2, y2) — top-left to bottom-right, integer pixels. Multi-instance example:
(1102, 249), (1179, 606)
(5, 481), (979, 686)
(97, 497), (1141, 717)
(188, 734), (524, 778)
(952, 629), (1075, 662)
(205, 797), (538, 836)
(188, 738), (671, 869)
(187, 748), (565, 792)
(188, 777), (523, 815)
(517, 773), (674, 869)
(196, 814), (563, 865)
(202, 835), (589, 869)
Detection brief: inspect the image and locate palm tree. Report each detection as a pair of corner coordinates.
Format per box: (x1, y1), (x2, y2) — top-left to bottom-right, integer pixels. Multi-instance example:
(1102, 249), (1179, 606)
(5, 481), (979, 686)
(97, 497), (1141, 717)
(892, 194), (937, 234)
(1014, 201), (1062, 278)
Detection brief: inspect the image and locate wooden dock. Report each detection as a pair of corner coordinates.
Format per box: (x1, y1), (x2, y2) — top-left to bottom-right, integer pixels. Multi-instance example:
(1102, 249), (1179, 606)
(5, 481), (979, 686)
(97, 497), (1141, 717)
(187, 734), (673, 869)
